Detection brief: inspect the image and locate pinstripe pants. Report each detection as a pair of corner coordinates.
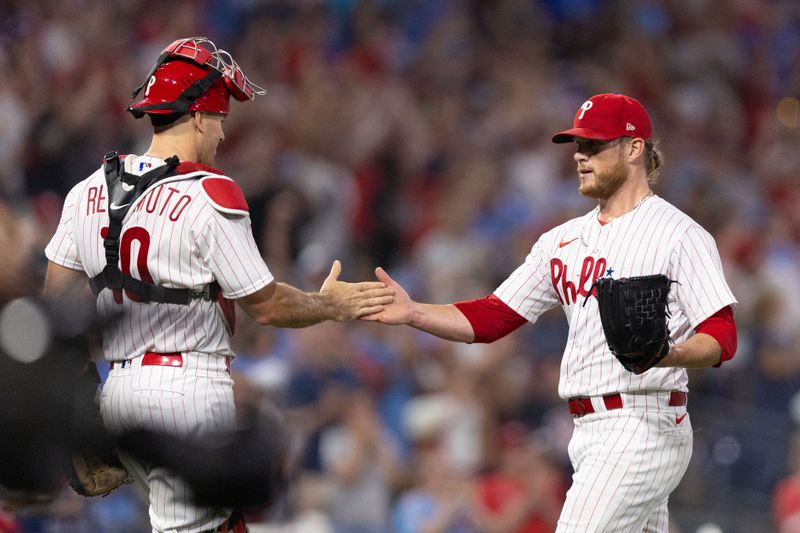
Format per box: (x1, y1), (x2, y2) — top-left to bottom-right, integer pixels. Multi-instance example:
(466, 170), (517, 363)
(556, 394), (693, 533)
(100, 353), (236, 533)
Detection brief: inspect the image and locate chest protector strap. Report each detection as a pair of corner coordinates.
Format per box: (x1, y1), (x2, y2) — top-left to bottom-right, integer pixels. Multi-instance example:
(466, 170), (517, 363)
(88, 151), (220, 305)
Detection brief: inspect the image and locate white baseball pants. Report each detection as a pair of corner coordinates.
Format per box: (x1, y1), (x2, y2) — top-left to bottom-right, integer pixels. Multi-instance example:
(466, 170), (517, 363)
(100, 352), (236, 533)
(556, 391), (693, 532)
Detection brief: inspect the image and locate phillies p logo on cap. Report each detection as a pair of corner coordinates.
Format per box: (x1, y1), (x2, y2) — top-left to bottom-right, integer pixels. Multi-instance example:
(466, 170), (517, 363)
(552, 93), (653, 143)
(578, 100), (593, 120)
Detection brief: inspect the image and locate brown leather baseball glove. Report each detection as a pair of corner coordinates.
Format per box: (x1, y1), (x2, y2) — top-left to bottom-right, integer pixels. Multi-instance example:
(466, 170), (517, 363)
(64, 451), (132, 497)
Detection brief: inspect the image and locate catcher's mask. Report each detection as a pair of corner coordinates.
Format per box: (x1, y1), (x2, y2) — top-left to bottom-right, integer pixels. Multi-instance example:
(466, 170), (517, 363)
(127, 37), (265, 119)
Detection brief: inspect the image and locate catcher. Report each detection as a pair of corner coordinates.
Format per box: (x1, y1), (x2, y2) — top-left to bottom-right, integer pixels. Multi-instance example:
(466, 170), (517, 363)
(42, 36), (392, 532)
(363, 93), (738, 532)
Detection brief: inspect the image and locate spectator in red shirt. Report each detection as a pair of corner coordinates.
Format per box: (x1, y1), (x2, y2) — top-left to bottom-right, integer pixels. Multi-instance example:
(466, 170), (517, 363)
(774, 431), (800, 532)
(471, 422), (565, 533)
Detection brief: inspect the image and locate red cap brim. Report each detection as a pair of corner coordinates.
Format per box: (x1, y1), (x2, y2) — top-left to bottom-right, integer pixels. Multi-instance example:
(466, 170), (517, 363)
(551, 127), (622, 144)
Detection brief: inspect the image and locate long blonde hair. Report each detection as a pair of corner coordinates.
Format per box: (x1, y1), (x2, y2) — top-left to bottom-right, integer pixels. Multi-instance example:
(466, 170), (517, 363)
(645, 139), (664, 184)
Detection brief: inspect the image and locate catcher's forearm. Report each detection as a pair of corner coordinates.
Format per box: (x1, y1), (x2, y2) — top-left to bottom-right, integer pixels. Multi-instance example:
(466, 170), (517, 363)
(658, 333), (722, 368)
(237, 282), (336, 328)
(254, 283), (336, 328)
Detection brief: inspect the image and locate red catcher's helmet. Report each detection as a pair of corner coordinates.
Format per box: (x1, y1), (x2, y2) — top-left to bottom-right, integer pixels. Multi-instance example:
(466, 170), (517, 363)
(128, 37), (265, 118)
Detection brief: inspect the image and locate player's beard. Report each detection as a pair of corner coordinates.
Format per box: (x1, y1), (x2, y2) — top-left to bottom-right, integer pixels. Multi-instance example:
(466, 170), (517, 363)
(578, 153), (628, 200)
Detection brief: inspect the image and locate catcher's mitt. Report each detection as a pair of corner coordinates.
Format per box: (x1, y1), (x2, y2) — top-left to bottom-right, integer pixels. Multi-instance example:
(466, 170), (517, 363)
(64, 360), (132, 497)
(64, 451), (132, 497)
(588, 274), (675, 374)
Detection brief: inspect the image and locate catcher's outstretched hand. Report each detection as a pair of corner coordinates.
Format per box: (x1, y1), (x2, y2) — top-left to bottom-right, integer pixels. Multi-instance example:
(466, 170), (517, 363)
(319, 260), (395, 320)
(360, 267), (414, 325)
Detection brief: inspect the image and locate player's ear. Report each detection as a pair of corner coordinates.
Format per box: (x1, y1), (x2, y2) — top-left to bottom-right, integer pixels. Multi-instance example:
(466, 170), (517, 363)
(627, 137), (646, 162)
(191, 111), (205, 134)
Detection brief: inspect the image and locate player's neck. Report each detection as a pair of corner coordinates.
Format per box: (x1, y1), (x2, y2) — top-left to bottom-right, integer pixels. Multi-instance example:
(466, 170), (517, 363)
(144, 145), (196, 164)
(146, 131), (198, 164)
(597, 181), (653, 224)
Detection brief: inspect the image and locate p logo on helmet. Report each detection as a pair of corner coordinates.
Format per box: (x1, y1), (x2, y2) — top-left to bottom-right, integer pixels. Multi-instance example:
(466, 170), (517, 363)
(143, 76), (157, 98)
(127, 37), (265, 121)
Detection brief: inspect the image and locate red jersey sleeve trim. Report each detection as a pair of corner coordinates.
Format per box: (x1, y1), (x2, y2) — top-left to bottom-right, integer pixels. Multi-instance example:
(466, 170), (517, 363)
(695, 305), (737, 367)
(200, 176), (249, 216)
(453, 294), (528, 343)
(177, 161), (226, 175)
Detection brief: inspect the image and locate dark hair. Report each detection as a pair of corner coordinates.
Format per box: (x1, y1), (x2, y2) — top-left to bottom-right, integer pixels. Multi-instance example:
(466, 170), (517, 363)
(149, 113), (185, 130)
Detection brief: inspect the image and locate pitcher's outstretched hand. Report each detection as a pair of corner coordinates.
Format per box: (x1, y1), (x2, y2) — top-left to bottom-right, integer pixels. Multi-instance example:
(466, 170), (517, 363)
(319, 260), (394, 320)
(360, 267), (414, 325)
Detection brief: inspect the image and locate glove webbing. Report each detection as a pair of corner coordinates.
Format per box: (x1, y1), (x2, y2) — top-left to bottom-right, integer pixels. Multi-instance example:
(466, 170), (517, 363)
(627, 286), (666, 327)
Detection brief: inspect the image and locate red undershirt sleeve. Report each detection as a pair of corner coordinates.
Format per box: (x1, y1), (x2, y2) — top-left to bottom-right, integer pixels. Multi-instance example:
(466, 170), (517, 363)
(694, 305), (737, 367)
(453, 294), (528, 343)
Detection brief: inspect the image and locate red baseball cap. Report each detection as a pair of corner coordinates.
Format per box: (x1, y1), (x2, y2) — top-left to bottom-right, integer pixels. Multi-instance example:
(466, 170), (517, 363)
(552, 93), (652, 143)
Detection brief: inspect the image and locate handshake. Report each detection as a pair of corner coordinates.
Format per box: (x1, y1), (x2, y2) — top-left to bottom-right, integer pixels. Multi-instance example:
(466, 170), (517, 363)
(286, 260), (411, 326)
(321, 261), (473, 344)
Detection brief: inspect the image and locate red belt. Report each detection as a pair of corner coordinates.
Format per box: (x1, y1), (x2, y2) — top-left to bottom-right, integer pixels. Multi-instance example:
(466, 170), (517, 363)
(110, 352), (231, 372)
(110, 352), (182, 369)
(567, 391), (687, 418)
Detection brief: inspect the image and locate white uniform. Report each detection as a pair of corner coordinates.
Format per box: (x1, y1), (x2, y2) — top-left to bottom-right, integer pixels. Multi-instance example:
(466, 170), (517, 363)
(495, 195), (737, 532)
(46, 154), (273, 533)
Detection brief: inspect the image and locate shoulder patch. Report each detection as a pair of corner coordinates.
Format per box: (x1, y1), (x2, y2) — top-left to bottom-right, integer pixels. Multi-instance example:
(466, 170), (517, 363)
(200, 177), (249, 216)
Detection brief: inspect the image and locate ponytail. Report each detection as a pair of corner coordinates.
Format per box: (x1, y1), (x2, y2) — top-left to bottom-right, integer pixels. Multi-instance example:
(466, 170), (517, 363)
(645, 140), (664, 184)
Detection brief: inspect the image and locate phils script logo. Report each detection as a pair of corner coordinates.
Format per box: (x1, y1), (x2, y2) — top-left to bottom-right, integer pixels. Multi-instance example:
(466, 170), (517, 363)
(550, 256), (608, 305)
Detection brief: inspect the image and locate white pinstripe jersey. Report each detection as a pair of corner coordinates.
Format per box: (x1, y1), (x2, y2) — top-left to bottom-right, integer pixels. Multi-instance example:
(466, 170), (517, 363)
(494, 195), (737, 399)
(45, 155), (274, 361)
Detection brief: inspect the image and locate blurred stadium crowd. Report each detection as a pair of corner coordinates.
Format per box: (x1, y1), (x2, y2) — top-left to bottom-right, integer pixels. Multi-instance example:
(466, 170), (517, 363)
(2, 0), (800, 532)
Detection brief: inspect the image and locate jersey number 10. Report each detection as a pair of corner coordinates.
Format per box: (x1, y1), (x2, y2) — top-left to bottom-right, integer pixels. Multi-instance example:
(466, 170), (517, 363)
(101, 225), (154, 304)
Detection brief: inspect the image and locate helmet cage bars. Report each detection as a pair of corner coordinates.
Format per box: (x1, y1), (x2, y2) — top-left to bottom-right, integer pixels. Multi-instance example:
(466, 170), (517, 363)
(129, 37), (265, 118)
